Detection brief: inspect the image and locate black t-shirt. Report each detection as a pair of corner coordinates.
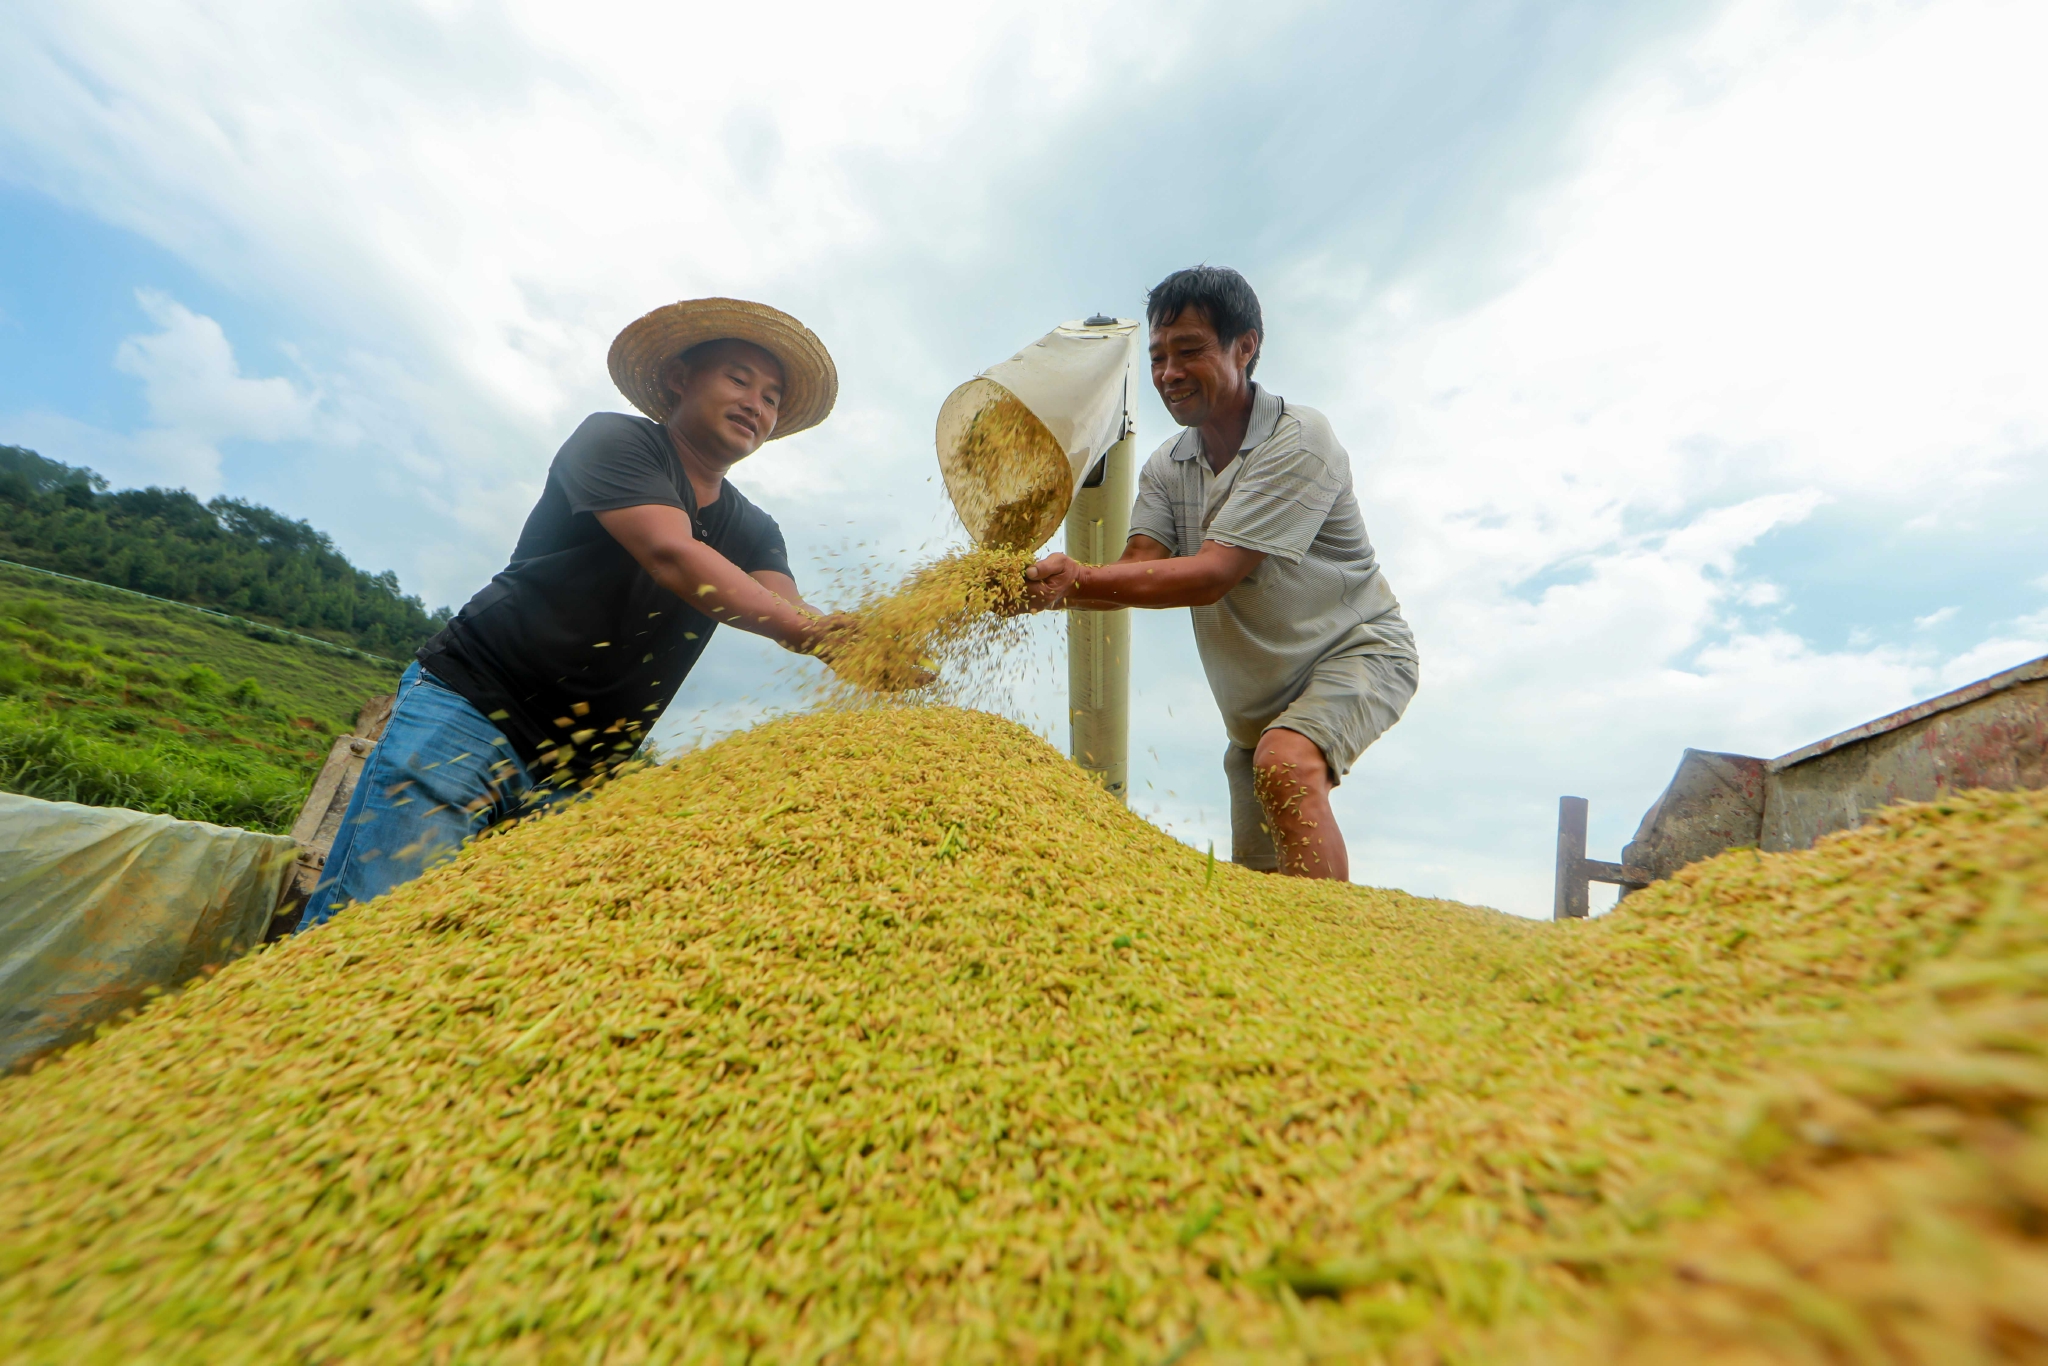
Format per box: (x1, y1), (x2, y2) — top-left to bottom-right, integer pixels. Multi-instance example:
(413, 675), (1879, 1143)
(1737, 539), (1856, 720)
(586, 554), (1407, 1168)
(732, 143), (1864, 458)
(418, 412), (790, 783)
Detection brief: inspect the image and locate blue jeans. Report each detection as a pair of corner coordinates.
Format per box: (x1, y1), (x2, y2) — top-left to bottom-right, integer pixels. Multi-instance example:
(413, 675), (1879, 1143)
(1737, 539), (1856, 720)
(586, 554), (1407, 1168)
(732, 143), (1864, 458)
(299, 663), (557, 931)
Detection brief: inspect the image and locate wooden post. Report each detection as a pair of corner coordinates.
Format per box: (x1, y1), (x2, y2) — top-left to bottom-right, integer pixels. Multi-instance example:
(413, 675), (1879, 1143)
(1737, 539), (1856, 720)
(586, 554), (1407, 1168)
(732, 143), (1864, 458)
(1555, 794), (1653, 919)
(1554, 795), (1589, 920)
(268, 692), (396, 938)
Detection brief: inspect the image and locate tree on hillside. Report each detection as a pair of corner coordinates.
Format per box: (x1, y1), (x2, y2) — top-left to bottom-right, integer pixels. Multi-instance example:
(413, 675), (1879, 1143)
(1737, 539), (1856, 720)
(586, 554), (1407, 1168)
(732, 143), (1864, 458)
(0, 444), (450, 658)
(0, 445), (106, 506)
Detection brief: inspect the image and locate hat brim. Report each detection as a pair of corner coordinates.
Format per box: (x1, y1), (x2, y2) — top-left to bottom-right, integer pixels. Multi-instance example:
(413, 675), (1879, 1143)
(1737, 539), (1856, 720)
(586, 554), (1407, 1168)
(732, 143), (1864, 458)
(607, 298), (837, 440)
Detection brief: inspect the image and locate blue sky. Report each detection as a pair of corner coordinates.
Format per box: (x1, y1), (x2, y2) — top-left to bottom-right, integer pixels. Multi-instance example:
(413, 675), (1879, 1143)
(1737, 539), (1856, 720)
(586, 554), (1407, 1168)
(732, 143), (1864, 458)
(3, 0), (2043, 915)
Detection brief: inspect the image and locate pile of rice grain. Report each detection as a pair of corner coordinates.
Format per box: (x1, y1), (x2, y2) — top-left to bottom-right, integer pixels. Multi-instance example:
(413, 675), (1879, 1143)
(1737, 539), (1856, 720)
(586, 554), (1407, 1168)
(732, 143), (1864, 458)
(1493, 801), (2048, 1366)
(2, 707), (2044, 1364)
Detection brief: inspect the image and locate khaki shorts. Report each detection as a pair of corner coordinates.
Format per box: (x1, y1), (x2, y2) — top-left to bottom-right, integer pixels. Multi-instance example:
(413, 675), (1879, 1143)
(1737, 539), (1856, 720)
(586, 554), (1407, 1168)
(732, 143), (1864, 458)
(1225, 653), (1418, 870)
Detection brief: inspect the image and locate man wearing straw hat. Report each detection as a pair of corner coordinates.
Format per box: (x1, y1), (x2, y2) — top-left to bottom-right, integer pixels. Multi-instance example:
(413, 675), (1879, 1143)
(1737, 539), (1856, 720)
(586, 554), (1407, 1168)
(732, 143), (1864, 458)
(300, 299), (853, 931)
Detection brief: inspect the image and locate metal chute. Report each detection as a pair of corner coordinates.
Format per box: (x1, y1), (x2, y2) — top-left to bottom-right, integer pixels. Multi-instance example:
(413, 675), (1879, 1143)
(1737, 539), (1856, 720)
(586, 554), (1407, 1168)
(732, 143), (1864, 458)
(934, 316), (1140, 801)
(935, 317), (1139, 551)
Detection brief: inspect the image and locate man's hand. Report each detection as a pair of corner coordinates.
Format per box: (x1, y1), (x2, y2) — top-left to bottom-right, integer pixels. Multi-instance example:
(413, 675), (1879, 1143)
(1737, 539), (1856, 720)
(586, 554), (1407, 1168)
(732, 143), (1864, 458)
(1022, 552), (1084, 612)
(799, 613), (938, 690)
(1034, 537), (1262, 610)
(790, 612), (860, 660)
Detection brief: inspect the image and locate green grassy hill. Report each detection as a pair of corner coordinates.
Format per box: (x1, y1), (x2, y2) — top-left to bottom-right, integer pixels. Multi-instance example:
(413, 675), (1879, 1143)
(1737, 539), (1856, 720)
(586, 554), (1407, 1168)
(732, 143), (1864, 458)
(0, 564), (402, 833)
(1, 443), (449, 658)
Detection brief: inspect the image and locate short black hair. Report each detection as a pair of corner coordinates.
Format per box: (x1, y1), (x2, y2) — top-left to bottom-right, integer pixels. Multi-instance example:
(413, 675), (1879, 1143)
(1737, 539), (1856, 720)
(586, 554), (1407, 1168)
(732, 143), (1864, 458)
(1145, 265), (1264, 376)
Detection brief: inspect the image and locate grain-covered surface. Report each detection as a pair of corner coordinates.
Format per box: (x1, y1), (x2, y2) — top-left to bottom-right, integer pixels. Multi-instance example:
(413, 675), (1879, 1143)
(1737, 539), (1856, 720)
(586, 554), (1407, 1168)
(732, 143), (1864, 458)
(1494, 792), (2048, 1366)
(2, 708), (2044, 1363)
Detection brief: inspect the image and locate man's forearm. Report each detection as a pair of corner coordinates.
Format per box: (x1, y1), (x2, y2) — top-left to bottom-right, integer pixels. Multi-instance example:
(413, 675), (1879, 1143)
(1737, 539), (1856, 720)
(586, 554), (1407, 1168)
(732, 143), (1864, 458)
(751, 570), (826, 621)
(1066, 558), (1234, 609)
(646, 542), (815, 647)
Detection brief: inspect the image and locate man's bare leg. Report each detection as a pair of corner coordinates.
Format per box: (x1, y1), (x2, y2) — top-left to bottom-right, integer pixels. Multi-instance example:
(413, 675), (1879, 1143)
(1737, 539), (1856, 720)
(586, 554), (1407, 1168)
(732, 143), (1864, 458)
(1251, 727), (1347, 880)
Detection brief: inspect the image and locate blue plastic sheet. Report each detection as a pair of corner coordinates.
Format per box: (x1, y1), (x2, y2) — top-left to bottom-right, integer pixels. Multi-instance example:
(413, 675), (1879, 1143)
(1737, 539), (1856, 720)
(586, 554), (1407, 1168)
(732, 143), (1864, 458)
(0, 793), (297, 1073)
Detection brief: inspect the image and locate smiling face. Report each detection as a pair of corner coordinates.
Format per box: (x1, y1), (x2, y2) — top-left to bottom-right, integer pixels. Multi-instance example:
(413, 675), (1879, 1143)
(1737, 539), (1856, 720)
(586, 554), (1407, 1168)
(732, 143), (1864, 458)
(1149, 305), (1259, 431)
(662, 339), (786, 463)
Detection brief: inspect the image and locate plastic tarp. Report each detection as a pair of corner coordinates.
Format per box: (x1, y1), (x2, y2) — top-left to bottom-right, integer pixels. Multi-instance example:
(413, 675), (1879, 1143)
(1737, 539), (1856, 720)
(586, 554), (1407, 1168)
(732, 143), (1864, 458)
(0, 792), (298, 1073)
(936, 317), (1139, 549)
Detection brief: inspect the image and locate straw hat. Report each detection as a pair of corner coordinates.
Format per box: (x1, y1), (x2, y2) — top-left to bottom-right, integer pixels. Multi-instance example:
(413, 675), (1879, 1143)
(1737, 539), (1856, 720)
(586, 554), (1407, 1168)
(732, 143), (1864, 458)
(607, 298), (837, 439)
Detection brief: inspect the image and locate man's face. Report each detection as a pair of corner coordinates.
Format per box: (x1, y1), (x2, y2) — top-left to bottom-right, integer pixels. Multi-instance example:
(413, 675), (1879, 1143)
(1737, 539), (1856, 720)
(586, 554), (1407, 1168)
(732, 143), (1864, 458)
(665, 340), (785, 462)
(1149, 307), (1258, 429)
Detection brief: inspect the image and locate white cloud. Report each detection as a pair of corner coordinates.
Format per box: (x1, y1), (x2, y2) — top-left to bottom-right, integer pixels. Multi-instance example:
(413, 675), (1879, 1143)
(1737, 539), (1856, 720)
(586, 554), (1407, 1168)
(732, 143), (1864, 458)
(114, 291), (313, 442)
(8, 290), (318, 495)
(0, 0), (1254, 599)
(1936, 610), (2048, 693)
(1290, 0), (2048, 911)
(1914, 606), (1958, 630)
(113, 289), (318, 487)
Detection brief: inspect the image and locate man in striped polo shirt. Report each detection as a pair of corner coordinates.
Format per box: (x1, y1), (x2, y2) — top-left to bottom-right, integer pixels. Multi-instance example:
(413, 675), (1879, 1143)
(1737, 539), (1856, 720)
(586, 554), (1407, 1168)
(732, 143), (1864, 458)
(1024, 266), (1418, 879)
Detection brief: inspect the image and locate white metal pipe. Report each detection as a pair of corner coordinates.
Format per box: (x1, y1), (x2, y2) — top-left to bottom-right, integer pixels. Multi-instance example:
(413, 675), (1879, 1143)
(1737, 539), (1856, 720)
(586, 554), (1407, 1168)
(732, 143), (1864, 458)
(1064, 432), (1134, 802)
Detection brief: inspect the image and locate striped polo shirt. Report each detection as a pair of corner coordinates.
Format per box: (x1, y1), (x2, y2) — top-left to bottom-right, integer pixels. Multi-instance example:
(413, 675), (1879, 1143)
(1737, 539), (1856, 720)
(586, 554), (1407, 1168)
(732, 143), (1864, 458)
(1127, 383), (1416, 749)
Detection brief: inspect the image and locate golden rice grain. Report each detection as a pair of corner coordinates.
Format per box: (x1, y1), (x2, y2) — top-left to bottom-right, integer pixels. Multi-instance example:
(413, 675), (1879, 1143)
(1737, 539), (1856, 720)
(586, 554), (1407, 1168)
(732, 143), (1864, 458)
(823, 547), (1032, 696)
(0, 708), (2042, 1364)
(940, 391), (1072, 552)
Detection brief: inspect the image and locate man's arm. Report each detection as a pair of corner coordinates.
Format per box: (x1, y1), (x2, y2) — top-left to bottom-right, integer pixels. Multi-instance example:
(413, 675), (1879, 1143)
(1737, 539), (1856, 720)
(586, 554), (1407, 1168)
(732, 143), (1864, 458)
(595, 505), (841, 652)
(749, 568), (823, 617)
(1027, 535), (1265, 610)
